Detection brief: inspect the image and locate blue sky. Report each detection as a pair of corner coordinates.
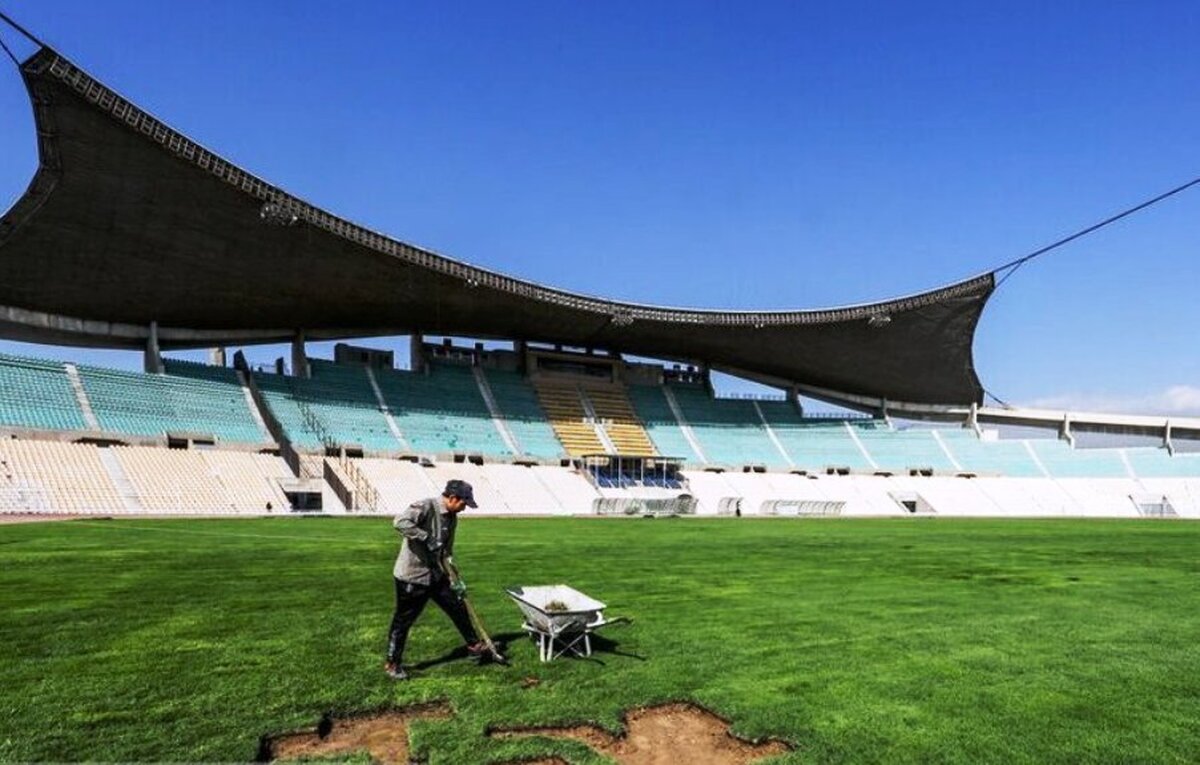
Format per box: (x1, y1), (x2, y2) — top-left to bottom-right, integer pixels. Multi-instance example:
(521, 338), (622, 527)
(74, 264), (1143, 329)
(0, 1), (1198, 413)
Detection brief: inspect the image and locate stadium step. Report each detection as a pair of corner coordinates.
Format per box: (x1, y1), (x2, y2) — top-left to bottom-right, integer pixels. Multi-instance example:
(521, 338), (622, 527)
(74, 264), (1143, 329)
(97, 447), (144, 512)
(843, 422), (879, 470)
(472, 366), (522, 455)
(576, 388), (618, 454)
(751, 400), (794, 468)
(364, 367), (412, 451)
(661, 385), (708, 464)
(64, 363), (101, 431)
(235, 370), (274, 443)
(930, 429), (964, 472)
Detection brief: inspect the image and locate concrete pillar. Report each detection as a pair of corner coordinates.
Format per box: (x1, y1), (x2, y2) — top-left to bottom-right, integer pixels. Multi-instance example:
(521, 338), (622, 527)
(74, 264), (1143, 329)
(1164, 420), (1175, 456)
(291, 330), (309, 378)
(144, 321), (163, 374)
(514, 340), (528, 375)
(209, 346), (226, 367)
(967, 401), (981, 436)
(410, 334), (425, 374)
(787, 386), (803, 416)
(1059, 415), (1075, 447)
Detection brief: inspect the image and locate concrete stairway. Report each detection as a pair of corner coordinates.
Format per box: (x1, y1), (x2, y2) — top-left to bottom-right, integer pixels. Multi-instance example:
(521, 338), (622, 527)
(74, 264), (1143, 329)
(533, 380), (607, 456)
(583, 384), (655, 456)
(97, 448), (143, 512)
(64, 363), (101, 431)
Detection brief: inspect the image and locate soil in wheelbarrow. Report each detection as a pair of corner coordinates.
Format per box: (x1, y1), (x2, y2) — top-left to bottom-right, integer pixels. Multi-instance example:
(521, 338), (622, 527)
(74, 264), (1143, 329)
(490, 702), (792, 765)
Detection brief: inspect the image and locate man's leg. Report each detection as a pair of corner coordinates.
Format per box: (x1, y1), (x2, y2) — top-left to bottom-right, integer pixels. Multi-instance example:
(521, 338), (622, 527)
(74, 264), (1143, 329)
(429, 578), (480, 647)
(387, 578), (430, 668)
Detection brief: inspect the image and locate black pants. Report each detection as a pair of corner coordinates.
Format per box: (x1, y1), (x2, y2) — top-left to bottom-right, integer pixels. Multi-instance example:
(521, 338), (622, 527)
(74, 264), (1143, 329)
(387, 576), (479, 664)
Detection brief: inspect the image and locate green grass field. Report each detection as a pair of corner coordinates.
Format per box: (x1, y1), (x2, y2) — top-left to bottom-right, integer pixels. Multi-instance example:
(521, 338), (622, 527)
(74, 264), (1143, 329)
(1, 517), (1197, 764)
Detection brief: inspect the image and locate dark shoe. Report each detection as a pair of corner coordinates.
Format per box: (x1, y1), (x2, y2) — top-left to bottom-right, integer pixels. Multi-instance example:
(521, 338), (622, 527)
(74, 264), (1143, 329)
(384, 662), (409, 680)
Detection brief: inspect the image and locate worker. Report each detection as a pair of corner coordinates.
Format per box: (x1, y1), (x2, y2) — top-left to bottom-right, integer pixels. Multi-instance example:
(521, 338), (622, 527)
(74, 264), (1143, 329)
(384, 479), (485, 680)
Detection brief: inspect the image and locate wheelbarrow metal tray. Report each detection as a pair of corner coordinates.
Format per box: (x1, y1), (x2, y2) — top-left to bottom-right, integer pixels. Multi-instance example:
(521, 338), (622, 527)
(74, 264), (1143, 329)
(505, 585), (606, 633)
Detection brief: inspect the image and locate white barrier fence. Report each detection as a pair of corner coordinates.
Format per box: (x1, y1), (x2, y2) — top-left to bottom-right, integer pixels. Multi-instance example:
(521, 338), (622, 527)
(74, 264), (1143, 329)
(593, 496), (698, 517)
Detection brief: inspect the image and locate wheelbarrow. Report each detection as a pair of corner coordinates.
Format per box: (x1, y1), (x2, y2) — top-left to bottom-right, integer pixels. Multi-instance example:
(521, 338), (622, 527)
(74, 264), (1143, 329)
(504, 585), (629, 662)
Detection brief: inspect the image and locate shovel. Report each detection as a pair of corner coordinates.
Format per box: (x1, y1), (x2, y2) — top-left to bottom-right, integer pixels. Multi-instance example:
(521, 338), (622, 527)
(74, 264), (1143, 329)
(441, 556), (508, 665)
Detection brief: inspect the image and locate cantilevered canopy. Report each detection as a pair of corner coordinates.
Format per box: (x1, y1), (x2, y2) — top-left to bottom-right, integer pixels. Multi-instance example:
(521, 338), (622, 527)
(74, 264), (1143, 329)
(0, 48), (994, 408)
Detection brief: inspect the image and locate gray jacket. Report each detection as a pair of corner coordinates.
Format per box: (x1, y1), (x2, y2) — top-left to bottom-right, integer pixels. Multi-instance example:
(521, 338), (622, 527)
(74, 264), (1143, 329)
(393, 497), (458, 584)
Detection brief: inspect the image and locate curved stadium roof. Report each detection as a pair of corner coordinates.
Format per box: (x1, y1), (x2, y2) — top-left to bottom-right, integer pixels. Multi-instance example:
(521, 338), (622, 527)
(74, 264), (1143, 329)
(0, 47), (995, 409)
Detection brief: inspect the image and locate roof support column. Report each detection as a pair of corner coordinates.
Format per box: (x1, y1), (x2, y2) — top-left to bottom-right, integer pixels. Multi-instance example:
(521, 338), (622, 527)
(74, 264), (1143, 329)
(209, 346), (226, 367)
(515, 340), (528, 375)
(967, 401), (982, 436)
(1059, 414), (1075, 447)
(144, 320), (163, 374)
(1164, 420), (1175, 456)
(291, 330), (309, 378)
(788, 385), (803, 417)
(410, 334), (425, 374)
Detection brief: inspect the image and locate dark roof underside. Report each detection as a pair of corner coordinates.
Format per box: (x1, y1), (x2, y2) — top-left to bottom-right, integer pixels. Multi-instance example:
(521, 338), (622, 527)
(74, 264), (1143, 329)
(0, 48), (995, 406)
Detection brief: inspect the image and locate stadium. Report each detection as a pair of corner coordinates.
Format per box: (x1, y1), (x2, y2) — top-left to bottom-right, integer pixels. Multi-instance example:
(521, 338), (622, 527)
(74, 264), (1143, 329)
(1, 7), (1197, 765)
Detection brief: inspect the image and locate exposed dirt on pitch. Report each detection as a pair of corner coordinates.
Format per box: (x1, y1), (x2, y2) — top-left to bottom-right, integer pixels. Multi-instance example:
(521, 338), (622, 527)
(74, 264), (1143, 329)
(0, 513), (85, 524)
(263, 700), (790, 764)
(489, 702), (792, 765)
(261, 702), (451, 765)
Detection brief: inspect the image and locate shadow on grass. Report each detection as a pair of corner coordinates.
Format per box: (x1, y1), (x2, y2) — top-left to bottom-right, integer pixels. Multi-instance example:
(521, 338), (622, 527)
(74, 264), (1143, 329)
(511, 633), (646, 667)
(409, 631), (646, 670)
(578, 633), (646, 664)
(409, 631), (527, 670)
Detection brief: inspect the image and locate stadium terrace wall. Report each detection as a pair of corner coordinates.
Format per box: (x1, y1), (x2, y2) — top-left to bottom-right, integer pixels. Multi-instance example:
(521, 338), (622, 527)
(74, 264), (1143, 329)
(0, 47), (993, 409)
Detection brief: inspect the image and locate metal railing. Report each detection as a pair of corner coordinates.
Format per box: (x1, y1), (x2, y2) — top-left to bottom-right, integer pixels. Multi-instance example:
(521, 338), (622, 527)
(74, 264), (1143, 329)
(759, 499), (845, 516)
(339, 454), (380, 513)
(293, 395), (337, 453)
(592, 496), (697, 517)
(280, 377), (380, 511)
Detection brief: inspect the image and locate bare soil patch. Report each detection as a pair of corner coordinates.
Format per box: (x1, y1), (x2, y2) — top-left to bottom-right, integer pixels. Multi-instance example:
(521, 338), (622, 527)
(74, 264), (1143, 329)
(490, 702), (792, 765)
(0, 513), (85, 524)
(262, 702), (451, 765)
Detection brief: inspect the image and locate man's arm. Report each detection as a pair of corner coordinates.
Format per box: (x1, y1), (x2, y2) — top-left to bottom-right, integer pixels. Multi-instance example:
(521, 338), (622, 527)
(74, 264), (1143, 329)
(393, 501), (430, 542)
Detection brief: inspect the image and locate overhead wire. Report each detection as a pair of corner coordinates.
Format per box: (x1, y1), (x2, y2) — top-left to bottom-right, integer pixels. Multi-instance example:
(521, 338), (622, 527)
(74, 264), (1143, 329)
(992, 173), (1200, 288)
(0, 6), (44, 68)
(982, 174), (1200, 409)
(0, 32), (18, 66)
(983, 389), (1012, 409)
(0, 7), (45, 48)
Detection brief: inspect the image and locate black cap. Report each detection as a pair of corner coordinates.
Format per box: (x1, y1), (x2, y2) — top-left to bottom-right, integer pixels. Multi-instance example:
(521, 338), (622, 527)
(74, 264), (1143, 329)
(443, 479), (478, 508)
